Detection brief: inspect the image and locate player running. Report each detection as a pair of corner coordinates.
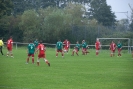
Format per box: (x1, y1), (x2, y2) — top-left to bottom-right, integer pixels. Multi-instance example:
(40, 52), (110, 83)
(95, 39), (101, 55)
(26, 40), (35, 64)
(56, 39), (64, 58)
(36, 40), (50, 66)
(6, 36), (14, 58)
(71, 41), (80, 56)
(109, 41), (116, 57)
(63, 39), (70, 54)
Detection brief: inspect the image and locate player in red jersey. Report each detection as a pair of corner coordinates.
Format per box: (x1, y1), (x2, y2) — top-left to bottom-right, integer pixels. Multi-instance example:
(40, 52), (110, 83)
(63, 39), (70, 54)
(109, 41), (116, 57)
(6, 36), (14, 58)
(36, 40), (50, 66)
(95, 39), (101, 55)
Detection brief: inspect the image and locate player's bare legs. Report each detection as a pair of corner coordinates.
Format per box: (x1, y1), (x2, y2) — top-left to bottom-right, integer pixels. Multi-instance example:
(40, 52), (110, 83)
(96, 50), (99, 55)
(82, 49), (86, 55)
(26, 55), (34, 64)
(72, 49), (79, 56)
(118, 49), (121, 57)
(113, 51), (115, 56)
(110, 50), (115, 57)
(7, 51), (14, 58)
(44, 58), (50, 66)
(37, 58), (40, 66)
(56, 52), (58, 57)
(76, 51), (79, 56)
(32, 56), (34, 64)
(71, 48), (75, 56)
(71, 50), (74, 56)
(61, 51), (64, 58)
(110, 51), (113, 57)
(26, 56), (30, 64)
(7, 51), (9, 57)
(85, 50), (89, 55)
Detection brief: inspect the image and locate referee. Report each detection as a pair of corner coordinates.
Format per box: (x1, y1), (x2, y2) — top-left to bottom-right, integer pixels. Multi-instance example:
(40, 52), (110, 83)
(0, 37), (4, 55)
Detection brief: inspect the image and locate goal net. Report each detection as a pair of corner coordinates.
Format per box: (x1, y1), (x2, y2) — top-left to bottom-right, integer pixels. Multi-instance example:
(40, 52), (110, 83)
(97, 38), (131, 53)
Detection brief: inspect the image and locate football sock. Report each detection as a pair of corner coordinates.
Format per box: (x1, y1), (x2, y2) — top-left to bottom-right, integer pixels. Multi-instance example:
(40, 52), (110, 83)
(76, 52), (78, 56)
(113, 54), (115, 56)
(37, 62), (39, 66)
(72, 52), (74, 55)
(56, 53), (58, 56)
(32, 58), (34, 63)
(45, 60), (49, 64)
(96, 52), (98, 55)
(27, 58), (29, 63)
(62, 54), (64, 56)
(7, 52), (9, 56)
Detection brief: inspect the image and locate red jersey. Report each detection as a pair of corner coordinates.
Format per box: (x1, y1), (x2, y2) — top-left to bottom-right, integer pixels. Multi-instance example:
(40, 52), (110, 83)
(37, 44), (45, 54)
(63, 40), (70, 48)
(7, 38), (13, 47)
(95, 41), (100, 49)
(110, 43), (116, 51)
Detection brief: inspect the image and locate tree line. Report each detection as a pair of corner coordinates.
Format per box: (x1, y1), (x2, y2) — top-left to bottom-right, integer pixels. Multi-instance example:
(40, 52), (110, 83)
(0, 0), (133, 44)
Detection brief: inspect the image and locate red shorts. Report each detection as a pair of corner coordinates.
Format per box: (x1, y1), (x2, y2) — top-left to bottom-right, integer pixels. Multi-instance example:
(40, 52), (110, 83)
(74, 48), (78, 52)
(118, 48), (121, 52)
(7, 47), (12, 51)
(38, 53), (45, 58)
(28, 54), (34, 57)
(64, 46), (69, 50)
(57, 49), (62, 52)
(96, 47), (100, 50)
(82, 48), (87, 51)
(111, 50), (115, 53)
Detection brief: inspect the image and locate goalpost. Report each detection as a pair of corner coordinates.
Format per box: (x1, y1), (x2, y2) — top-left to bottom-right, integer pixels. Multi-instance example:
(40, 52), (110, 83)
(97, 38), (131, 53)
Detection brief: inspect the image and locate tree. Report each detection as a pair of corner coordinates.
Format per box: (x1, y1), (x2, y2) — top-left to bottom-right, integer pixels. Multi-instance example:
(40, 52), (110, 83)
(115, 19), (130, 32)
(0, 15), (23, 41)
(129, 4), (133, 31)
(19, 10), (40, 42)
(64, 3), (87, 26)
(0, 0), (13, 18)
(38, 7), (72, 43)
(12, 0), (56, 15)
(89, 0), (116, 27)
(11, 0), (91, 16)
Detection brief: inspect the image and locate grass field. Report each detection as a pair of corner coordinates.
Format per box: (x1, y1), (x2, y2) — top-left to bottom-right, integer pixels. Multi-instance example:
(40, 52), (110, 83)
(0, 48), (133, 89)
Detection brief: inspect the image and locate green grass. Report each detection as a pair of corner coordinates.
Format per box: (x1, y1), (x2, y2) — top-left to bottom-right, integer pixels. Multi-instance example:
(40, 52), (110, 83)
(0, 48), (133, 89)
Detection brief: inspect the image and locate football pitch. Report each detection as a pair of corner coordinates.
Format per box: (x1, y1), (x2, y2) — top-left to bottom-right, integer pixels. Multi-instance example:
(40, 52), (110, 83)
(0, 48), (133, 89)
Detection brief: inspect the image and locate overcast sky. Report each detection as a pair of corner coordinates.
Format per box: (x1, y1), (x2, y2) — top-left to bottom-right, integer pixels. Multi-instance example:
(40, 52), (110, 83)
(106, 0), (133, 20)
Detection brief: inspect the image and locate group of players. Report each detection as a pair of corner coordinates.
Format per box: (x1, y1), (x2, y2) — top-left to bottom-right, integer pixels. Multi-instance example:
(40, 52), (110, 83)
(57, 39), (123, 58)
(0, 36), (133, 67)
(109, 40), (122, 57)
(0, 36), (50, 66)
